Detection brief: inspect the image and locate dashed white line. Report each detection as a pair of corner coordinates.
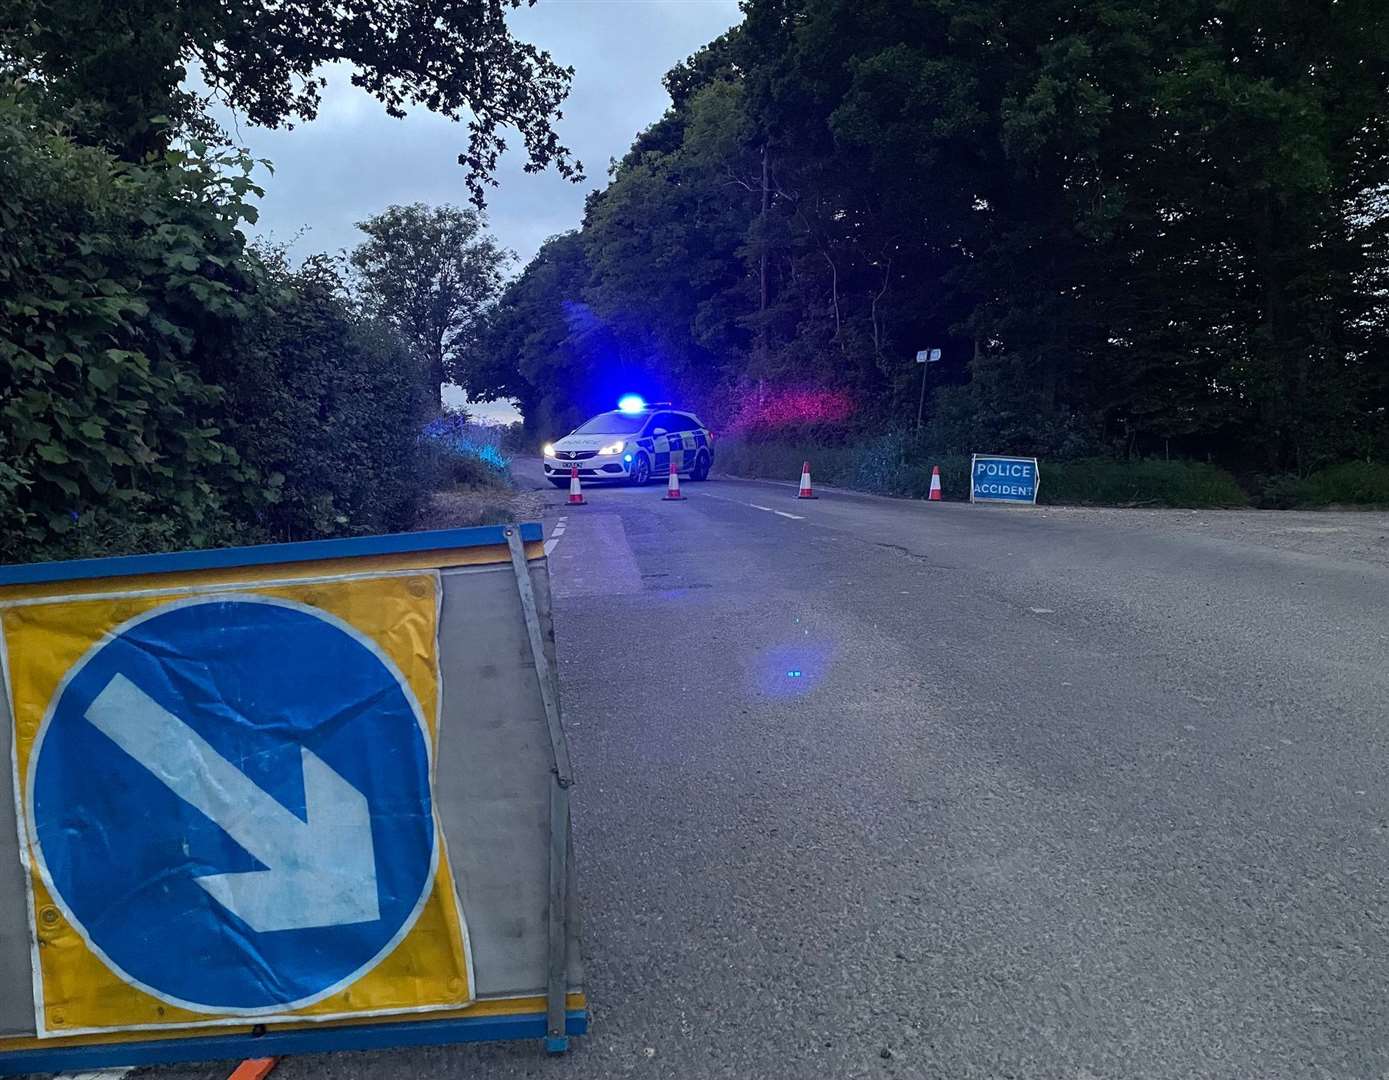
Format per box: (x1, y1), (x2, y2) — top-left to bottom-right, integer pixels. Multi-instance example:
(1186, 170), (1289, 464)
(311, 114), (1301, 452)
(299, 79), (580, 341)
(749, 503), (774, 512)
(773, 510), (804, 520)
(544, 516), (570, 556)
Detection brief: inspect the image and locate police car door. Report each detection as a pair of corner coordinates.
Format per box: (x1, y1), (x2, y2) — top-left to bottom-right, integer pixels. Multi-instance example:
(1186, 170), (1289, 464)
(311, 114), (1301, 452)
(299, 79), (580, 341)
(650, 412), (682, 475)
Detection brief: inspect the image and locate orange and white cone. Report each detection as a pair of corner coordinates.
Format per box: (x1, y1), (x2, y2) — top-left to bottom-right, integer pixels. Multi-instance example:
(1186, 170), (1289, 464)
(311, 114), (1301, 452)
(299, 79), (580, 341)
(797, 461), (817, 499)
(567, 466), (587, 506)
(928, 465), (942, 501)
(664, 461), (687, 501)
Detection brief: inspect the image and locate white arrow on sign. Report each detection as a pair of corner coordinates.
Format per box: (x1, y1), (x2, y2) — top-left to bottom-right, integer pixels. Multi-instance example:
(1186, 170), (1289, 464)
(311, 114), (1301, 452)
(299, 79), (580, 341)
(85, 673), (381, 933)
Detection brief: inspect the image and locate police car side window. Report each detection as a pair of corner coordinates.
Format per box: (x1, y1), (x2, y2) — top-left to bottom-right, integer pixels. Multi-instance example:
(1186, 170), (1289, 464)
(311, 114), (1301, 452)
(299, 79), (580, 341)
(648, 412), (677, 434)
(673, 413), (699, 432)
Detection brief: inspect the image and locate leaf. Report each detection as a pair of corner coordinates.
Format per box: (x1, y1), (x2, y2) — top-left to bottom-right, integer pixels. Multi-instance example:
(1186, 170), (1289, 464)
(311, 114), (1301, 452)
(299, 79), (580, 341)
(88, 366), (120, 392)
(35, 444), (70, 464)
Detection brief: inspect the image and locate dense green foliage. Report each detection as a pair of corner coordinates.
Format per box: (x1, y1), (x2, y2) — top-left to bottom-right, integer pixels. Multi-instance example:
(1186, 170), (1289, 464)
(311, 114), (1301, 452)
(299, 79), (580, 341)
(1259, 461), (1389, 508)
(220, 251), (428, 540)
(0, 88), (262, 559)
(1040, 459), (1249, 508)
(469, 0), (1389, 478)
(1, 0), (578, 199)
(2, 0), (559, 562)
(0, 87), (427, 561)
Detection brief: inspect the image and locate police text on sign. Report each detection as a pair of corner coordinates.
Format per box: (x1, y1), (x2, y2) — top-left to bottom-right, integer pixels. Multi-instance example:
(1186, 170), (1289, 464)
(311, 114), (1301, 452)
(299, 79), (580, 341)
(970, 455), (1041, 504)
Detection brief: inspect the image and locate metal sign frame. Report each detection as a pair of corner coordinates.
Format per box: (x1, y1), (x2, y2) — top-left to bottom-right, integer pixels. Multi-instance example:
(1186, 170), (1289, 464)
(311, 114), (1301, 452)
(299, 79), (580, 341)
(970, 454), (1042, 504)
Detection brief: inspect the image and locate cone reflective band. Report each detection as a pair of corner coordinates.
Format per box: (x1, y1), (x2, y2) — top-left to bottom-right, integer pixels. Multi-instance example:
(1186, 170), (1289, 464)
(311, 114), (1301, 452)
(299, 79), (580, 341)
(567, 467), (586, 506)
(664, 462), (686, 500)
(928, 466), (942, 501)
(797, 462), (817, 499)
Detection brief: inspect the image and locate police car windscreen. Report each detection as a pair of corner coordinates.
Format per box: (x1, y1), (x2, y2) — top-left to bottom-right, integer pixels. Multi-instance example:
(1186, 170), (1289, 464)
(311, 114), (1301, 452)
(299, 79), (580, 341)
(573, 412), (648, 434)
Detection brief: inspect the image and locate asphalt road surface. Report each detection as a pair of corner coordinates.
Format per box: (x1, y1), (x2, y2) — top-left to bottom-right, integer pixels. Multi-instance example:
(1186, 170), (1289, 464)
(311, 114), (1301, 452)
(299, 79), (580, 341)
(112, 467), (1389, 1079)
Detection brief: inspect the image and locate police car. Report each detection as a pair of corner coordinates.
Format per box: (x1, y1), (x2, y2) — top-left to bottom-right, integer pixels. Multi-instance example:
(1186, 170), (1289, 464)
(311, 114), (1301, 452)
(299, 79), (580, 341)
(543, 400), (715, 487)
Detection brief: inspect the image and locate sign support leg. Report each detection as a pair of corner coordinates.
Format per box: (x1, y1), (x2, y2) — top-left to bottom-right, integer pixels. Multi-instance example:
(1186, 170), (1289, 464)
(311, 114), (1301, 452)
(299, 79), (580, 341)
(505, 528), (574, 1054)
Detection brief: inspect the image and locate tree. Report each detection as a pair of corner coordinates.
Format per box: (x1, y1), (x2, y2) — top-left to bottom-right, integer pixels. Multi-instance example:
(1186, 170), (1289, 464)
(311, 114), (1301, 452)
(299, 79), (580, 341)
(349, 203), (512, 408)
(476, 0), (1389, 470)
(0, 0), (580, 201)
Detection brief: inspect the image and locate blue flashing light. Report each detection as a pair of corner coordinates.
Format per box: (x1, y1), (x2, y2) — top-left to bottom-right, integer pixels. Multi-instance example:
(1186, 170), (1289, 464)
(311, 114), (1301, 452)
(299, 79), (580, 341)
(786, 670), (803, 678)
(623, 454), (633, 463)
(617, 394), (647, 414)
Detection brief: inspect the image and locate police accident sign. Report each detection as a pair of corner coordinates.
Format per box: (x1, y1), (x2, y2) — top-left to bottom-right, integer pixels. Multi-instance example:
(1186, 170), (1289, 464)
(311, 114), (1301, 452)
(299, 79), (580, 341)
(971, 454), (1041, 504)
(2, 571), (473, 1036)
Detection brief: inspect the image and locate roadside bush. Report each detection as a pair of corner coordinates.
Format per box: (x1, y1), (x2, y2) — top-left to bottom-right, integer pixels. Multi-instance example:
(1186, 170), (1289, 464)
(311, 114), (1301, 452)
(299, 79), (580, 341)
(0, 86), (264, 561)
(218, 252), (428, 540)
(1039, 459), (1248, 507)
(419, 414), (512, 491)
(718, 436), (972, 499)
(1257, 462), (1389, 508)
(720, 437), (1249, 508)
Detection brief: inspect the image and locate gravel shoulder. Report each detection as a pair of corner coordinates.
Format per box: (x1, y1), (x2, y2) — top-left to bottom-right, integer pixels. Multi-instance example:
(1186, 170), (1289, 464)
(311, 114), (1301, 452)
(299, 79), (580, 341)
(414, 483), (546, 531)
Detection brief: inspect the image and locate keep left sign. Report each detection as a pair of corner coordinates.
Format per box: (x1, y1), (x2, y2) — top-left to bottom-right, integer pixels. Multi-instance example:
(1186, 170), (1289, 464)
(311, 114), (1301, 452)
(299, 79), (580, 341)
(4, 574), (472, 1035)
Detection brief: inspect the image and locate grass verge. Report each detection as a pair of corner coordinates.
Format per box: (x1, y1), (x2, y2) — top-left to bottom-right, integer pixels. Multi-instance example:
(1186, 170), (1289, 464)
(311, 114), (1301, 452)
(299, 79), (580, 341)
(717, 438), (1251, 508)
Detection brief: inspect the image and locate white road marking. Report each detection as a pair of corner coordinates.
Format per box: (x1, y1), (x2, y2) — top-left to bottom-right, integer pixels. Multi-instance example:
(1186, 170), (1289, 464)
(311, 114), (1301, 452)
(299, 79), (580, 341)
(1029, 607), (1055, 614)
(745, 502), (804, 521)
(545, 517), (569, 555)
(56, 1070), (133, 1080)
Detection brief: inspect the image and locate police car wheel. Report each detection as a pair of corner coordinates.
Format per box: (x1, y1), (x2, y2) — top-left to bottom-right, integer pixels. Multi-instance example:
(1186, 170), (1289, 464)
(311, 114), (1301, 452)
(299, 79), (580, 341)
(690, 450), (711, 481)
(629, 453), (651, 486)
(549, 478), (569, 488)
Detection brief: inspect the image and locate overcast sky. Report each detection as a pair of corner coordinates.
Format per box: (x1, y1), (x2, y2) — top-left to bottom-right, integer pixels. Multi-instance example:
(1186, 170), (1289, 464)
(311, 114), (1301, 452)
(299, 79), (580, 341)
(218, 0), (742, 267)
(210, 0), (742, 420)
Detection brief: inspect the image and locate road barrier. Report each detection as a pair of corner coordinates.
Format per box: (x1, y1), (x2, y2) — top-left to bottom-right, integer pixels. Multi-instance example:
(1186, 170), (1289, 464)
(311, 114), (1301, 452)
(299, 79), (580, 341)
(663, 463), (687, 501)
(567, 467), (587, 506)
(0, 525), (583, 1074)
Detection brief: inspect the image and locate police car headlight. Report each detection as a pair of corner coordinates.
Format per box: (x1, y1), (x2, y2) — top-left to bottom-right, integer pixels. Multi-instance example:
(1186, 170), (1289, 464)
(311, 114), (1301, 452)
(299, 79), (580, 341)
(543, 443), (555, 457)
(599, 440), (626, 456)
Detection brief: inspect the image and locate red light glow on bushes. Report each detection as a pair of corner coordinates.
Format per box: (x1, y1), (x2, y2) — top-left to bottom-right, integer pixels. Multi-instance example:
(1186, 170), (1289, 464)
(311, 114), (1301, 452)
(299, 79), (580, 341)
(723, 387), (856, 435)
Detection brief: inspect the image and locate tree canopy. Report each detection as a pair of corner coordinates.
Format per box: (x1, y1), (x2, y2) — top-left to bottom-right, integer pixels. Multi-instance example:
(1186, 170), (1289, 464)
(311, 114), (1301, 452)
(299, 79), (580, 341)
(469, 0), (1389, 472)
(350, 204), (512, 406)
(1, 0), (580, 201)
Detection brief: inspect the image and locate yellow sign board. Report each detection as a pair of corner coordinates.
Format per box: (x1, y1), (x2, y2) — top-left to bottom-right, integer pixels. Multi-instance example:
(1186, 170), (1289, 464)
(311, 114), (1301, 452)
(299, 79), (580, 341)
(3, 571), (472, 1036)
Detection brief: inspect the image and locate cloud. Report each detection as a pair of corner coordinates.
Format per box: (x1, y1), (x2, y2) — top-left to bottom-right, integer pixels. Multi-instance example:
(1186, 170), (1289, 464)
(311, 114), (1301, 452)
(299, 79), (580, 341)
(213, 0), (743, 265)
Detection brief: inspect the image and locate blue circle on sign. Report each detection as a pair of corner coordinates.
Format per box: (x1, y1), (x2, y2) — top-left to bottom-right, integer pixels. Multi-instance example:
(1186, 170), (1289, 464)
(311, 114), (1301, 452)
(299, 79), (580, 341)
(28, 596), (437, 1014)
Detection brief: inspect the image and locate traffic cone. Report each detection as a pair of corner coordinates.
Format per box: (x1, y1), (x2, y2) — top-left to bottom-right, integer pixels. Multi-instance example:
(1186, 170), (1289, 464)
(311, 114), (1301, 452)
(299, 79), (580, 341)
(928, 465), (942, 501)
(567, 466), (587, 506)
(797, 461), (817, 499)
(664, 461), (687, 501)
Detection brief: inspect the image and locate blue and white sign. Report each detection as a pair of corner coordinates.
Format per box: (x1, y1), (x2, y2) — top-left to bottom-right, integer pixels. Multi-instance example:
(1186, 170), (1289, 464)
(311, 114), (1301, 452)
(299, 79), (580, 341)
(26, 595), (438, 1015)
(971, 454), (1041, 504)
